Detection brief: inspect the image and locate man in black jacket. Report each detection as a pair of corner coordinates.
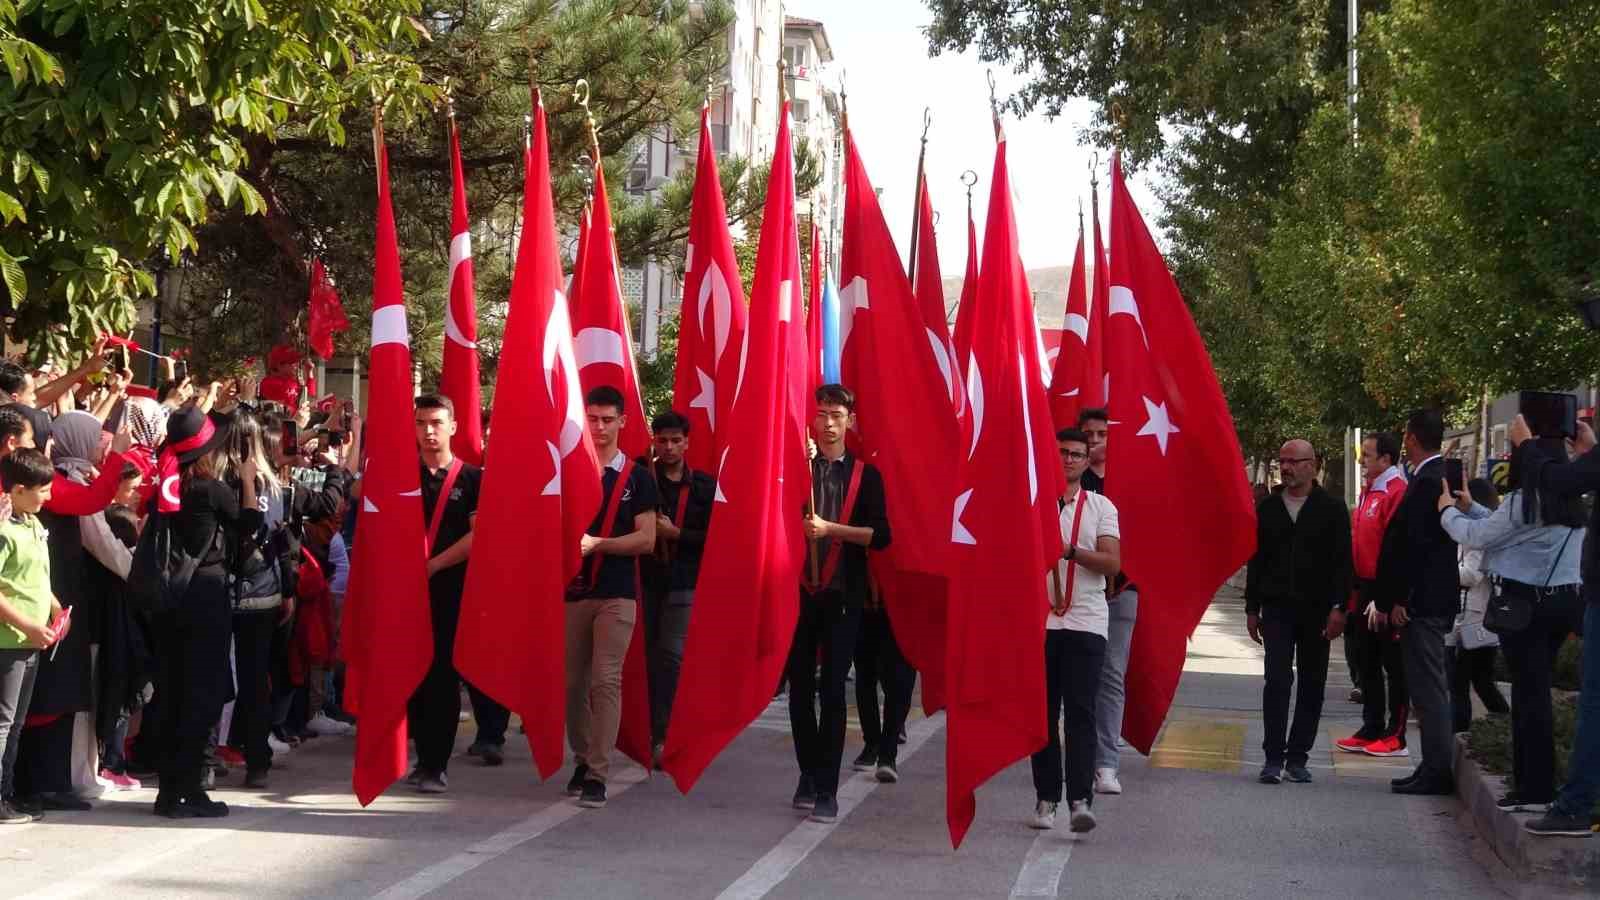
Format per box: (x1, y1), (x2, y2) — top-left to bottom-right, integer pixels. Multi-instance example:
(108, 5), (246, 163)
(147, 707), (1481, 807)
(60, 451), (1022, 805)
(1246, 439), (1351, 785)
(1374, 408), (1458, 794)
(789, 384), (891, 825)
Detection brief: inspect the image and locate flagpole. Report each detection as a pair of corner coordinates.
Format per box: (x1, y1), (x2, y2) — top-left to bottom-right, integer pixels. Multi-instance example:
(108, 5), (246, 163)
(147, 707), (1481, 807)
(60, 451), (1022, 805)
(951, 168), (977, 329)
(986, 69), (1002, 141)
(906, 108), (931, 283)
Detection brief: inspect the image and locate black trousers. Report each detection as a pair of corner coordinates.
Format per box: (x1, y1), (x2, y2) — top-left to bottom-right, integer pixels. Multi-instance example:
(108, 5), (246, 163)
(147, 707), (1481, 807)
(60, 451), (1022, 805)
(1031, 628), (1107, 806)
(13, 712), (73, 798)
(1347, 606), (1408, 737)
(1401, 614), (1455, 781)
(466, 682), (509, 748)
(152, 569), (234, 796)
(644, 587), (693, 744)
(787, 590), (859, 796)
(1261, 614), (1330, 766)
(1450, 645), (1509, 734)
(229, 610), (277, 773)
(854, 608), (914, 765)
(1499, 587), (1583, 802)
(407, 590), (462, 775)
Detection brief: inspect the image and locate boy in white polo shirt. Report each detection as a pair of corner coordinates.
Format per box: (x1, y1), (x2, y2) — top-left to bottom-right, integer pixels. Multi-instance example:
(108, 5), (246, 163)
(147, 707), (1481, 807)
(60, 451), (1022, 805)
(1029, 428), (1121, 834)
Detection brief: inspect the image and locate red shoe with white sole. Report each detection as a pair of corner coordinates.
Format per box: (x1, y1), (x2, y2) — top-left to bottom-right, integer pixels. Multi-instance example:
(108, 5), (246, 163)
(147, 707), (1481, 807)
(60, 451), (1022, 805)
(1335, 734), (1376, 754)
(1362, 735), (1409, 757)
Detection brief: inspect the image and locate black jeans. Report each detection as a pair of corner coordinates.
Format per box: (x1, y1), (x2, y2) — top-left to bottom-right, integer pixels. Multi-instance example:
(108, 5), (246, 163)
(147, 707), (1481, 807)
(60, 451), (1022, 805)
(644, 588), (693, 744)
(466, 682), (509, 748)
(1348, 600), (1408, 737)
(1499, 586), (1583, 802)
(1450, 645), (1508, 733)
(787, 590), (859, 797)
(1031, 628), (1107, 805)
(230, 610), (277, 773)
(0, 648), (39, 799)
(407, 590), (462, 775)
(152, 568), (234, 796)
(1401, 614), (1455, 781)
(854, 608), (914, 765)
(1261, 614), (1331, 766)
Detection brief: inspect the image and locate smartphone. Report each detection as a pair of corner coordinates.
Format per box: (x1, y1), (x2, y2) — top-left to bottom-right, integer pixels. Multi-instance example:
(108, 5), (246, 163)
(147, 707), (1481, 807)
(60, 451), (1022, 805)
(1443, 458), (1465, 496)
(281, 420), (299, 458)
(1520, 390), (1578, 439)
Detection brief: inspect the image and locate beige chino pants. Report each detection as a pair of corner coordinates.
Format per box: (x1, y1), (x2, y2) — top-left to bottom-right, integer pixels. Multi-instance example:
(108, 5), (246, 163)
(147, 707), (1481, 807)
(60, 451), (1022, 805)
(565, 597), (636, 783)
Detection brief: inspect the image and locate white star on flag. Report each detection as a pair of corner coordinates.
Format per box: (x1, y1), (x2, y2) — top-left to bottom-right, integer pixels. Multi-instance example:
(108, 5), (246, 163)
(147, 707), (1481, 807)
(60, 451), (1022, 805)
(1136, 396), (1179, 454)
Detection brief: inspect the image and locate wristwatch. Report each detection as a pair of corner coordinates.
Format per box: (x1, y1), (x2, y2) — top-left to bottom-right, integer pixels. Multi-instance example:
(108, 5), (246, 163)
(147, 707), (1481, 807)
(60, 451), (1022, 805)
(1065, 544), (1077, 562)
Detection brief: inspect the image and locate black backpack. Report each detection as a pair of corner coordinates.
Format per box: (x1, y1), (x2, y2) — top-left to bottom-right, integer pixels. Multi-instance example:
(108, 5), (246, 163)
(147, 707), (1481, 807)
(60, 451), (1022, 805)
(127, 504), (220, 615)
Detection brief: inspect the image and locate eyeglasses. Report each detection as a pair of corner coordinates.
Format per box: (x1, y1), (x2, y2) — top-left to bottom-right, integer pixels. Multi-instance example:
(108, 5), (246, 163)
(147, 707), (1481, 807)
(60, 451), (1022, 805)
(1277, 457), (1314, 466)
(1059, 450), (1089, 461)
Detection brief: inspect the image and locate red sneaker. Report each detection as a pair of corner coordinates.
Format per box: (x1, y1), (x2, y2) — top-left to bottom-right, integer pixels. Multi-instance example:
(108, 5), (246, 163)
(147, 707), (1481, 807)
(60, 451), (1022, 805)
(1335, 735), (1375, 753)
(1362, 736), (1409, 758)
(217, 746), (246, 767)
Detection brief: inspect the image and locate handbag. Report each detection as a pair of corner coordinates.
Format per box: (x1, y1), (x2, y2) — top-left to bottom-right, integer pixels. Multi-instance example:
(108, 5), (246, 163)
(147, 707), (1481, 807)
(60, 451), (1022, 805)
(1458, 621), (1499, 650)
(1483, 528), (1574, 635)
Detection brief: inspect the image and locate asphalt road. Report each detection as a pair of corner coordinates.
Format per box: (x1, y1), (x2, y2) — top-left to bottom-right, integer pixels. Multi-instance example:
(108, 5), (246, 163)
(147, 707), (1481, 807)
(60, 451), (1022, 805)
(1, 588), (1541, 899)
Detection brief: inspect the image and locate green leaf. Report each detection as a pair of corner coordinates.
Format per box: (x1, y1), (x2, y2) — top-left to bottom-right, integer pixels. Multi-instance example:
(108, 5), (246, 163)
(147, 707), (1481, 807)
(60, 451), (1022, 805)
(205, 168), (235, 205)
(155, 180), (176, 217)
(221, 96), (238, 120)
(0, 189), (23, 224)
(31, 163), (48, 195)
(0, 41), (24, 85)
(0, 246), (26, 308)
(11, 150), (29, 186)
(178, 179), (204, 224)
(50, 6), (76, 37)
(235, 177), (264, 215)
(23, 42), (63, 85)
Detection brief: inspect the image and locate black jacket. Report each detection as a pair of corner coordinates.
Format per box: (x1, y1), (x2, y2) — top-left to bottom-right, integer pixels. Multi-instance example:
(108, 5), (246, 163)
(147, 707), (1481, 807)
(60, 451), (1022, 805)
(1245, 485), (1352, 621)
(805, 455), (891, 606)
(1518, 439), (1600, 602)
(641, 465), (716, 593)
(1374, 457), (1460, 617)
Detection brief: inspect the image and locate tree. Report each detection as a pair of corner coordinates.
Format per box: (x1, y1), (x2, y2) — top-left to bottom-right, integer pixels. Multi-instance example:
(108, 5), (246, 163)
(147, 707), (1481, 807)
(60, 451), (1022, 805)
(0, 0), (436, 364)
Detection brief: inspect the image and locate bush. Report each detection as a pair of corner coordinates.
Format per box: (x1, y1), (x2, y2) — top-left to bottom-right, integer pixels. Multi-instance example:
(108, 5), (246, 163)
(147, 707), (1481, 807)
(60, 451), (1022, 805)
(1555, 637), (1582, 693)
(1467, 695), (1599, 821)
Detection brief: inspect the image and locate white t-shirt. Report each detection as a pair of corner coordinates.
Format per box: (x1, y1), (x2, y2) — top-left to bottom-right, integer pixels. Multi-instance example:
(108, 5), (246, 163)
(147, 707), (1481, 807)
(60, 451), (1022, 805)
(1044, 488), (1121, 637)
(1283, 493), (1307, 523)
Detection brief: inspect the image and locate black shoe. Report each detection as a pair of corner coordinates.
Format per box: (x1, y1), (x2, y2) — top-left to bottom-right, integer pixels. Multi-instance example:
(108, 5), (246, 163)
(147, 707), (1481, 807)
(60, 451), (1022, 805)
(180, 792), (229, 818)
(153, 793), (182, 818)
(1258, 763), (1283, 785)
(851, 748), (877, 772)
(11, 796), (44, 817)
(1393, 777), (1453, 796)
(1390, 770), (1422, 788)
(1497, 793), (1552, 813)
(1524, 810), (1594, 838)
(565, 763), (591, 797)
(40, 792), (91, 811)
(810, 794), (839, 823)
(1284, 764), (1313, 784)
(577, 779), (607, 809)
(792, 774), (817, 810)
(480, 745), (504, 767)
(0, 801), (32, 824)
(875, 762), (899, 784)
(244, 769), (270, 789)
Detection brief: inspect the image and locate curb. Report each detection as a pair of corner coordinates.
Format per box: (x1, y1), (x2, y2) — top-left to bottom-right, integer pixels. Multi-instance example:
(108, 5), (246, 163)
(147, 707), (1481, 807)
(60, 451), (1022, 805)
(1454, 733), (1599, 888)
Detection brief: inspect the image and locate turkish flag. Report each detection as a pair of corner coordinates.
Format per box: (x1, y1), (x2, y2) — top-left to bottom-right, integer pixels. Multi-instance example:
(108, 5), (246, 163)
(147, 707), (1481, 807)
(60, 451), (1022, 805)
(306, 258), (349, 361)
(345, 125), (433, 806)
(945, 137), (1064, 848)
(806, 216), (825, 397)
(571, 162), (651, 460)
(1084, 193), (1109, 410)
(661, 103), (810, 792)
(1103, 155), (1256, 753)
(1047, 222), (1090, 430)
(456, 90), (603, 780)
(950, 208), (979, 376)
(671, 108), (748, 475)
(837, 136), (960, 715)
(440, 119), (484, 465)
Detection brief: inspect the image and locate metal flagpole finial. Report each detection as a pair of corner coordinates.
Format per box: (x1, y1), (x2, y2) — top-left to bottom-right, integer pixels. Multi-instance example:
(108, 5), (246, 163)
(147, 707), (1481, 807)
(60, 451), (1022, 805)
(1090, 152), (1100, 189)
(442, 77), (455, 120)
(921, 107), (932, 145)
(573, 78), (599, 157)
(986, 69), (1001, 139)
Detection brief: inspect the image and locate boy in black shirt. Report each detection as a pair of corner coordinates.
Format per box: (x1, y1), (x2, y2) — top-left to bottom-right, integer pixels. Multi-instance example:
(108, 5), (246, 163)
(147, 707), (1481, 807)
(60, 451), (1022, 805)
(566, 386), (656, 809)
(639, 411), (714, 766)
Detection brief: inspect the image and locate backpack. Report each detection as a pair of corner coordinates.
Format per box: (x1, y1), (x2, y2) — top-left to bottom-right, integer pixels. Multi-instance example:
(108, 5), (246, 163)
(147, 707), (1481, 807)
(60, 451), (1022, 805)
(127, 505), (220, 615)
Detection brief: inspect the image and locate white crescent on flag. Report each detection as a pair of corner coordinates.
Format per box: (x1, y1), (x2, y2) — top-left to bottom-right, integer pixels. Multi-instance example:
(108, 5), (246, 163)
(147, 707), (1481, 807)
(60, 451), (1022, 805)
(444, 232), (476, 349)
(542, 290), (586, 495)
(698, 259), (734, 361)
(573, 327), (627, 370)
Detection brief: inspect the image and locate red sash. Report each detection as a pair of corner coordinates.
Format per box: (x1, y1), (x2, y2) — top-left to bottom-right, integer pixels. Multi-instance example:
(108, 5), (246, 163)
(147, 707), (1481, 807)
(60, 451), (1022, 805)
(654, 465), (692, 561)
(424, 458), (464, 557)
(1051, 491), (1090, 616)
(803, 459), (865, 594)
(585, 459), (637, 589)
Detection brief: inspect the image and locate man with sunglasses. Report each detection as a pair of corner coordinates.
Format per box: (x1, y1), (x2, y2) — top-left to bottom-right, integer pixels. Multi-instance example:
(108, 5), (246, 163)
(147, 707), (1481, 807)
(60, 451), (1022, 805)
(1245, 439), (1353, 785)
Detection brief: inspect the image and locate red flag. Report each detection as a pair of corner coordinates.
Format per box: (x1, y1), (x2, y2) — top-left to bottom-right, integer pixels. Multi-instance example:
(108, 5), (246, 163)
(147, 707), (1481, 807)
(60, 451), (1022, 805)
(671, 108), (748, 474)
(837, 135), (960, 715)
(456, 91), (603, 780)
(1103, 155), (1256, 753)
(440, 118), (484, 465)
(945, 137), (1064, 848)
(661, 103), (810, 792)
(306, 258), (349, 361)
(1084, 187), (1109, 410)
(950, 209), (979, 375)
(571, 163), (651, 460)
(346, 124), (432, 807)
(806, 216), (824, 397)
(1047, 220), (1089, 429)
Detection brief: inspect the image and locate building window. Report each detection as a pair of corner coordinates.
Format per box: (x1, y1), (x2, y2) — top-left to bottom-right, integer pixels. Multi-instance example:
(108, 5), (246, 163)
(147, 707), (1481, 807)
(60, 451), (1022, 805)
(783, 43), (807, 71)
(792, 98), (810, 125)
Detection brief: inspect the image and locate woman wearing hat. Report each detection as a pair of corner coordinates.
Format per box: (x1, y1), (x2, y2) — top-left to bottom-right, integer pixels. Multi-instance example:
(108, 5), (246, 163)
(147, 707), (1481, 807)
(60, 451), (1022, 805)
(147, 406), (260, 819)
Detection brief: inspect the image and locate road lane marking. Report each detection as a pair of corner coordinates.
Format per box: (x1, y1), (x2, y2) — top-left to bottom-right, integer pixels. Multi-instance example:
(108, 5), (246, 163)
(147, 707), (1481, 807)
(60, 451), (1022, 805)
(370, 764), (650, 900)
(1010, 830), (1076, 897)
(1148, 720), (1244, 773)
(715, 711), (946, 900)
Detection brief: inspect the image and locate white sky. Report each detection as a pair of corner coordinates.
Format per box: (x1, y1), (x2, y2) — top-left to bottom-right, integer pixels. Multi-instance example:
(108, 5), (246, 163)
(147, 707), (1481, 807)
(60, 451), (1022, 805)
(792, 0), (1165, 274)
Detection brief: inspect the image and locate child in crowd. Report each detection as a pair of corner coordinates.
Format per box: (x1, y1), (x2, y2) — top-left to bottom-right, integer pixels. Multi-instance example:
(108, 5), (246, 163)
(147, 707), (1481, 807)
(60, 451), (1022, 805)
(0, 449), (67, 824)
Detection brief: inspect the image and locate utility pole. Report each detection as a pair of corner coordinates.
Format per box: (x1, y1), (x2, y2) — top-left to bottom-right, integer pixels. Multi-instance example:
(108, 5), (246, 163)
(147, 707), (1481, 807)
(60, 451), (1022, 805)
(1344, 0), (1362, 508)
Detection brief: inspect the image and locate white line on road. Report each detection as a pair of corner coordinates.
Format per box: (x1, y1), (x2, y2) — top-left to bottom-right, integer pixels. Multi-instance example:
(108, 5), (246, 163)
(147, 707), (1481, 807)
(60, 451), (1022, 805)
(715, 711), (947, 900)
(1010, 830), (1076, 897)
(370, 764), (650, 900)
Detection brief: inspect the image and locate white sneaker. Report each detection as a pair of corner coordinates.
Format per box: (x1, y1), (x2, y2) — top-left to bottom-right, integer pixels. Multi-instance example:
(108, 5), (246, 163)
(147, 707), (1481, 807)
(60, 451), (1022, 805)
(1030, 800), (1057, 830)
(1093, 767), (1122, 795)
(1069, 800), (1097, 833)
(306, 713), (354, 737)
(418, 772), (449, 794)
(267, 734), (294, 754)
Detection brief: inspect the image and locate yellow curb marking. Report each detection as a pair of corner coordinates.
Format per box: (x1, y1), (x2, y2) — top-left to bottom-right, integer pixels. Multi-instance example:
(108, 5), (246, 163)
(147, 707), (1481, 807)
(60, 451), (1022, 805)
(1149, 720), (1245, 773)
